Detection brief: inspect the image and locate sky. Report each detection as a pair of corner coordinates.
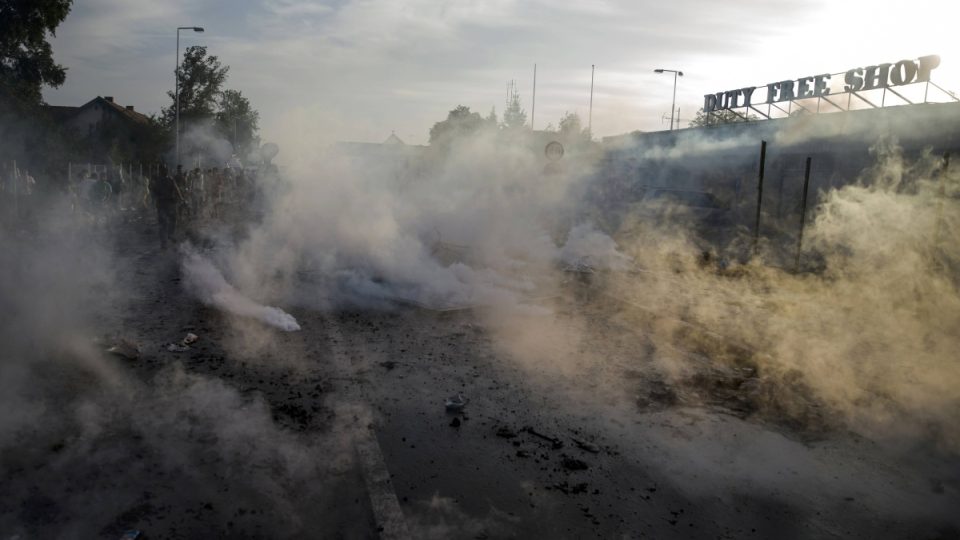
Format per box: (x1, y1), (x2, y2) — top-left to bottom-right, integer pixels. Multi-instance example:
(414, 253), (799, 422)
(43, 0), (960, 148)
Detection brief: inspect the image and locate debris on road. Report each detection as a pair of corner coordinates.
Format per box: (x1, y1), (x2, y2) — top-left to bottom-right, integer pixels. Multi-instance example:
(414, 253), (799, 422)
(444, 394), (468, 411)
(549, 481), (589, 494)
(571, 437), (600, 454)
(449, 417), (461, 428)
(105, 338), (141, 360)
(523, 426), (564, 449)
(496, 426), (518, 438)
(165, 331), (201, 352)
(561, 457), (589, 471)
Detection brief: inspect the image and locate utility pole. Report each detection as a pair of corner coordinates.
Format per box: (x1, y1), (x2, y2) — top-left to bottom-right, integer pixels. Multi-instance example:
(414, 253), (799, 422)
(176, 26), (204, 166)
(531, 63), (537, 130)
(654, 68), (683, 131)
(589, 64), (595, 136)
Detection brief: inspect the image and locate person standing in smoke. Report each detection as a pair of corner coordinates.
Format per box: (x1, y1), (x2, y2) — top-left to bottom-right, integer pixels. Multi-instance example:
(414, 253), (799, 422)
(108, 167), (124, 215)
(150, 164), (179, 248)
(208, 167), (223, 219)
(190, 167), (203, 219)
(174, 164), (189, 222)
(90, 172), (113, 227)
(77, 171), (98, 224)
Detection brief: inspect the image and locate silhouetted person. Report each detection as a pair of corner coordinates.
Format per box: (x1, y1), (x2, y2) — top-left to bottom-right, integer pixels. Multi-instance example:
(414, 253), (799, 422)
(174, 164), (189, 221)
(150, 164), (179, 248)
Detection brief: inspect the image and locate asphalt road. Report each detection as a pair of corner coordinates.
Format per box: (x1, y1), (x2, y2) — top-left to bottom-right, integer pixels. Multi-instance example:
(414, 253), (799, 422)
(3, 211), (959, 539)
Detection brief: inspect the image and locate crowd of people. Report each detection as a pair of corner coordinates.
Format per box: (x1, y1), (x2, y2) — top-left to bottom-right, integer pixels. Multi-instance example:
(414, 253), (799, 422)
(0, 162), (39, 226)
(1, 159), (275, 247)
(142, 163), (266, 247)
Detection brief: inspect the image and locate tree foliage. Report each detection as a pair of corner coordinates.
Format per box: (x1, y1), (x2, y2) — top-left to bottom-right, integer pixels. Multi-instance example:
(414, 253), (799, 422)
(160, 46), (229, 127)
(539, 112), (591, 148)
(558, 111), (590, 142)
(216, 89), (260, 153)
(502, 81), (527, 130)
(688, 107), (759, 127)
(429, 105), (487, 146)
(486, 106), (497, 125)
(158, 46), (262, 162)
(0, 0), (72, 110)
(0, 0), (74, 169)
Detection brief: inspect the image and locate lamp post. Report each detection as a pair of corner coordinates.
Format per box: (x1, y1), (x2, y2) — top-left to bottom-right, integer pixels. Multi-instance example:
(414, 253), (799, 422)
(176, 26), (204, 166)
(654, 68), (683, 130)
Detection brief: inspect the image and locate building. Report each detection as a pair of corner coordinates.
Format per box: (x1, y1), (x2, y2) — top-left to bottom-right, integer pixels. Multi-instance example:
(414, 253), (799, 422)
(48, 96), (149, 136)
(334, 132), (427, 184)
(45, 96), (158, 162)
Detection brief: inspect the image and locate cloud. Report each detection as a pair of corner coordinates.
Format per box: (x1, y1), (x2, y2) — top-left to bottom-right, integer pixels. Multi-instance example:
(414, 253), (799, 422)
(263, 0), (337, 17)
(43, 0), (959, 144)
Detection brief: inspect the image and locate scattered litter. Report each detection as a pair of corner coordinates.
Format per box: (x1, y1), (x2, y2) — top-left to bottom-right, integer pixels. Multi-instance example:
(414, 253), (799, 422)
(445, 394), (468, 411)
(523, 426), (564, 449)
(120, 531), (141, 540)
(516, 449), (531, 458)
(379, 360), (398, 371)
(561, 457), (589, 471)
(105, 338), (140, 360)
(571, 437), (600, 454)
(166, 332), (200, 352)
(549, 481), (588, 494)
(449, 417), (461, 428)
(496, 426), (518, 438)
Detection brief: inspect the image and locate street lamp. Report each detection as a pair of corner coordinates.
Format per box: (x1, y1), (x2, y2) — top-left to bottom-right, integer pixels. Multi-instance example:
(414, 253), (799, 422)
(654, 68), (683, 130)
(176, 26), (204, 167)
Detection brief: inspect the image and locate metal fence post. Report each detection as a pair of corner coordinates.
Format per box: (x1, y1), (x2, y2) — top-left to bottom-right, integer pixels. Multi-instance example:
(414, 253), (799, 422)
(935, 152), (951, 246)
(752, 140), (767, 255)
(795, 157), (812, 270)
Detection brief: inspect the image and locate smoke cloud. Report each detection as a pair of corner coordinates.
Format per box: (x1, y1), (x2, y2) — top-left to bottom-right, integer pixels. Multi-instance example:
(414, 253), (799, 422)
(194, 114), (959, 457)
(4, 95), (959, 537)
(181, 246), (301, 331)
(601, 138), (960, 450)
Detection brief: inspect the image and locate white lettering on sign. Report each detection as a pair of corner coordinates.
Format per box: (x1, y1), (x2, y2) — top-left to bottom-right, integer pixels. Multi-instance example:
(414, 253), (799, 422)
(703, 55), (940, 113)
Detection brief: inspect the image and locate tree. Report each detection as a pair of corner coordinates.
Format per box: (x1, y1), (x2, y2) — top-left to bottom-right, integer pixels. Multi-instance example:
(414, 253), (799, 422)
(159, 46), (263, 164)
(0, 0), (72, 110)
(429, 105), (485, 146)
(160, 46), (229, 127)
(502, 80), (527, 130)
(558, 112), (580, 134)
(216, 89), (259, 153)
(688, 108), (759, 127)
(0, 0), (75, 171)
(543, 111), (591, 146)
(486, 106), (498, 127)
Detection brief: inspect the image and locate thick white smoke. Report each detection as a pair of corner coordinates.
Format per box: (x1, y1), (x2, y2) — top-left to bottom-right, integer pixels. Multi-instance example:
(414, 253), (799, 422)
(181, 246), (301, 331)
(601, 140), (960, 450)
(209, 128), (622, 314)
